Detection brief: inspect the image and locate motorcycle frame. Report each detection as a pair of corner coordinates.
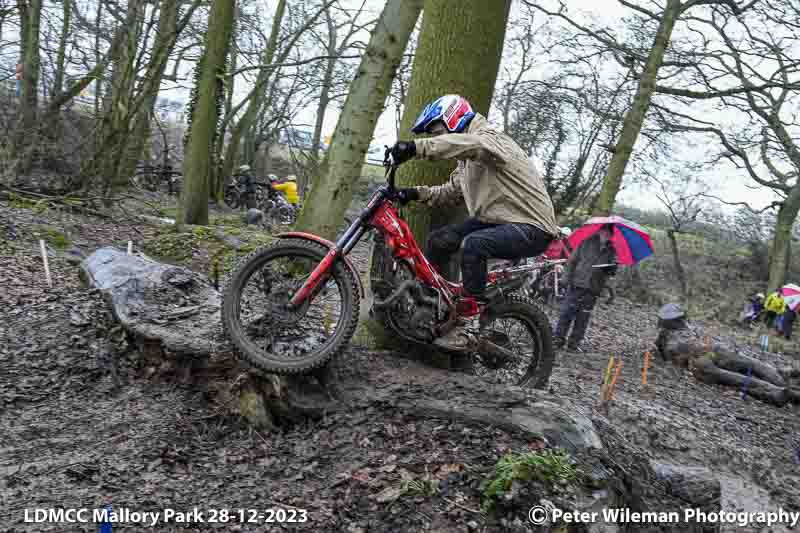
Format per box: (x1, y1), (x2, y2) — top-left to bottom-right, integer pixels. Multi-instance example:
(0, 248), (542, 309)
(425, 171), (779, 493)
(288, 159), (539, 318)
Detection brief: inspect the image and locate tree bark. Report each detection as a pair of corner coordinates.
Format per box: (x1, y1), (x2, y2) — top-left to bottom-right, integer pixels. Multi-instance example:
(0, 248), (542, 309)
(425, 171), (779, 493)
(47, 0), (70, 136)
(13, 0), (42, 174)
(90, 0), (146, 190)
(691, 355), (788, 406)
(180, 0), (236, 225)
(767, 198), (799, 291)
(593, 0), (681, 215)
(294, 0), (423, 240)
(395, 0), (511, 247)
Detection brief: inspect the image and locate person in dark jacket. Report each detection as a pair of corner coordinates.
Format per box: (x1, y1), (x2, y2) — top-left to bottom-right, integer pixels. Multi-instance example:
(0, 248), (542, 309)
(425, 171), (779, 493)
(554, 225), (617, 351)
(782, 308), (796, 340)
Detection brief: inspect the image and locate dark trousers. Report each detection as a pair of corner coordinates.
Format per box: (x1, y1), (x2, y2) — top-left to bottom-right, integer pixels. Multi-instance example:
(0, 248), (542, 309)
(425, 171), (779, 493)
(765, 311), (777, 328)
(426, 217), (551, 296)
(554, 286), (596, 347)
(783, 310), (795, 340)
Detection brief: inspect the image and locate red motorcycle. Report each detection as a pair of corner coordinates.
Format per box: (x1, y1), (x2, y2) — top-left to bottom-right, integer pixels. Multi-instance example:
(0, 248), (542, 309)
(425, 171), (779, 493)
(221, 150), (555, 388)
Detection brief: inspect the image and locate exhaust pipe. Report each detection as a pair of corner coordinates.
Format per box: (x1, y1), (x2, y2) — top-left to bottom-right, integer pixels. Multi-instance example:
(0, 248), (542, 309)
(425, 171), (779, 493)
(374, 280), (438, 309)
(373, 280), (417, 309)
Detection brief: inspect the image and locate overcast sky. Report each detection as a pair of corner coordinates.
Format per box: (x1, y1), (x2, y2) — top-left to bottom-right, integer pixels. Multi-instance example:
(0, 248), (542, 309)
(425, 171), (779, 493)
(4, 0), (781, 214)
(287, 0), (783, 213)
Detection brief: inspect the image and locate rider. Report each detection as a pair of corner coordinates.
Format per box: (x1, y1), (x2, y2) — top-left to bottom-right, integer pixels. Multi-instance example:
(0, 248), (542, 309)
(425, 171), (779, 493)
(273, 175), (299, 206)
(389, 94), (559, 350)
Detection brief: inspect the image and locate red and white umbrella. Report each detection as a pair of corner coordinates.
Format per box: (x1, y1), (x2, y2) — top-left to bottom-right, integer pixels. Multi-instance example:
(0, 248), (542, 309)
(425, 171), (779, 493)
(781, 284), (800, 311)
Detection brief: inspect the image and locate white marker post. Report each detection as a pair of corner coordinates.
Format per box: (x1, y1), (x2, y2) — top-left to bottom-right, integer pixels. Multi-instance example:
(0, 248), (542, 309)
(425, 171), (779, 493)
(39, 239), (52, 287)
(127, 241), (133, 255)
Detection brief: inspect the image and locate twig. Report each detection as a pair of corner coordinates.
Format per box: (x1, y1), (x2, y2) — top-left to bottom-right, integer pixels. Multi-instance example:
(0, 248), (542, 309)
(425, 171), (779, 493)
(263, 499), (305, 510)
(443, 497), (483, 515)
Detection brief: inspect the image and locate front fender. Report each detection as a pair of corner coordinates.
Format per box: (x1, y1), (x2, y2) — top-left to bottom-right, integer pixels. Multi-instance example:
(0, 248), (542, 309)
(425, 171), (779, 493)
(276, 232), (365, 298)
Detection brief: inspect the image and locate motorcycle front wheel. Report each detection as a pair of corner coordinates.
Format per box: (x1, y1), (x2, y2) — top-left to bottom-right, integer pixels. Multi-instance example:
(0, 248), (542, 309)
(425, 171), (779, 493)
(474, 295), (555, 389)
(222, 238), (360, 374)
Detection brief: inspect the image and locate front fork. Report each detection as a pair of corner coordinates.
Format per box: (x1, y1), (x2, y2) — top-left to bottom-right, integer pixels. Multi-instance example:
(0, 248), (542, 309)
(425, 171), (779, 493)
(289, 249), (338, 307)
(288, 222), (368, 308)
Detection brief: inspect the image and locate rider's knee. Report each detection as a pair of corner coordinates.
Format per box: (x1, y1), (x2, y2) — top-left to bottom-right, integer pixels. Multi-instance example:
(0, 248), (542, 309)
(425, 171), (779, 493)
(461, 233), (490, 258)
(428, 227), (461, 254)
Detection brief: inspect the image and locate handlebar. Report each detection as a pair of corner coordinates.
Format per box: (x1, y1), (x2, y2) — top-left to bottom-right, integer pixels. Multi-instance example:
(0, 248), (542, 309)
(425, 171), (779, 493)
(383, 145), (398, 192)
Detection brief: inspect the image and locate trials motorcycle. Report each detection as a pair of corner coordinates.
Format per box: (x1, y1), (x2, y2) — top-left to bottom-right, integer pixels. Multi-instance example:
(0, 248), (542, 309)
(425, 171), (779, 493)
(221, 149), (555, 388)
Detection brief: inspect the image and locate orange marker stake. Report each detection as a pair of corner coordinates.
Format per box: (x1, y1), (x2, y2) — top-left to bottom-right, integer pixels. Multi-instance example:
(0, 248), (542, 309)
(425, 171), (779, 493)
(605, 360), (624, 402)
(642, 351), (651, 386)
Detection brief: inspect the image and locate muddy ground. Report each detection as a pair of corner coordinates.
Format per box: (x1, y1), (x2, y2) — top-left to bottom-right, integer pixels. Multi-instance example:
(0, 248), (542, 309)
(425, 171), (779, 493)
(1, 198), (800, 532)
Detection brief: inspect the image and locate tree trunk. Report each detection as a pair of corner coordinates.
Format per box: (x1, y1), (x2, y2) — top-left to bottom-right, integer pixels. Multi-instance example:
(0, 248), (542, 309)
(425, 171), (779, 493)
(395, 0), (511, 247)
(219, 0), (286, 190)
(91, 0), (145, 190)
(13, 0), (42, 174)
(93, 0), (103, 121)
(180, 0), (236, 225)
(767, 198), (799, 291)
(667, 229), (688, 301)
(116, 0), (182, 184)
(593, 0), (681, 215)
(47, 0), (70, 136)
(294, 0), (423, 240)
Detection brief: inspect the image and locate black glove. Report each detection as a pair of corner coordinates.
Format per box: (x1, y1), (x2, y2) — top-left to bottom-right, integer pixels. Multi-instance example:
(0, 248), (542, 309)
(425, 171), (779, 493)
(390, 141), (416, 164)
(395, 188), (420, 205)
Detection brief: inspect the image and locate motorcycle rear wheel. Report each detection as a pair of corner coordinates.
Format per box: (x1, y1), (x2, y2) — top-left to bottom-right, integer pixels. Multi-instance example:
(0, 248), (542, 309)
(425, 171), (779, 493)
(224, 186), (241, 209)
(222, 239), (360, 374)
(475, 295), (555, 389)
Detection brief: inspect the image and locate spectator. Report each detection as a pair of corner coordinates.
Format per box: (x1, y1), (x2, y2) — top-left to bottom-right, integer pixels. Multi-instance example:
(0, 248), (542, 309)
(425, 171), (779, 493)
(764, 289), (785, 329)
(542, 227), (573, 260)
(782, 308), (796, 340)
(553, 224), (617, 351)
(273, 175), (299, 206)
(741, 292), (765, 326)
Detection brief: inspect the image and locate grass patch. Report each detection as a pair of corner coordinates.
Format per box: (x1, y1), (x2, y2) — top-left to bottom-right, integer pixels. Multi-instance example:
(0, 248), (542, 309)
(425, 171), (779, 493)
(31, 224), (69, 249)
(482, 449), (578, 512)
(210, 213), (246, 228)
(143, 229), (198, 262)
(158, 207), (179, 219)
(400, 469), (440, 498)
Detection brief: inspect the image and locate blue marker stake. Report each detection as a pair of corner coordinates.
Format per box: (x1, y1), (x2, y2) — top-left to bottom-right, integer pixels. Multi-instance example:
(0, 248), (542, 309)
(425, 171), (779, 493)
(99, 501), (112, 533)
(795, 444), (800, 465)
(741, 366), (753, 400)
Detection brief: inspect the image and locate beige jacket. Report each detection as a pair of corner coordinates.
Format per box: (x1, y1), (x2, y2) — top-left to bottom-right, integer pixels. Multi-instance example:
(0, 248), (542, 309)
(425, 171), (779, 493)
(414, 114), (559, 237)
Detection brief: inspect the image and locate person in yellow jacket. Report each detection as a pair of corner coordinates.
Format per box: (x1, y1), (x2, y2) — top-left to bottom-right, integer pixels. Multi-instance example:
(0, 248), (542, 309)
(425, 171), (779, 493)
(273, 175), (299, 206)
(764, 289), (785, 328)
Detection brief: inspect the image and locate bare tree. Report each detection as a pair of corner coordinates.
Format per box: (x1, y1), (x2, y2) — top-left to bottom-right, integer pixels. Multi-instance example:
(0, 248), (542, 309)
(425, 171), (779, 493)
(524, 0), (758, 216)
(650, 169), (706, 300)
(295, 0), (422, 239)
(653, 0), (800, 290)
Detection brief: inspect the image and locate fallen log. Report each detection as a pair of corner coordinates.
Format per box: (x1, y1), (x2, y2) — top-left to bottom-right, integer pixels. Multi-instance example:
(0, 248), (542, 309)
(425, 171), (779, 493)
(709, 342), (785, 387)
(81, 247), (224, 355)
(691, 355), (789, 406)
(81, 247), (336, 429)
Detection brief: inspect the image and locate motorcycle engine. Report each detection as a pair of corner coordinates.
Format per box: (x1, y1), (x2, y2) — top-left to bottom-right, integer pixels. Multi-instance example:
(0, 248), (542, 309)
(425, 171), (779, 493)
(381, 263), (439, 343)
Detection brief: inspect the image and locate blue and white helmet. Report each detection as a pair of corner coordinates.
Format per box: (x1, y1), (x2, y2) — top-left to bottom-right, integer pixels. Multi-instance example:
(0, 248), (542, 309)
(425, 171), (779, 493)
(411, 94), (475, 134)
